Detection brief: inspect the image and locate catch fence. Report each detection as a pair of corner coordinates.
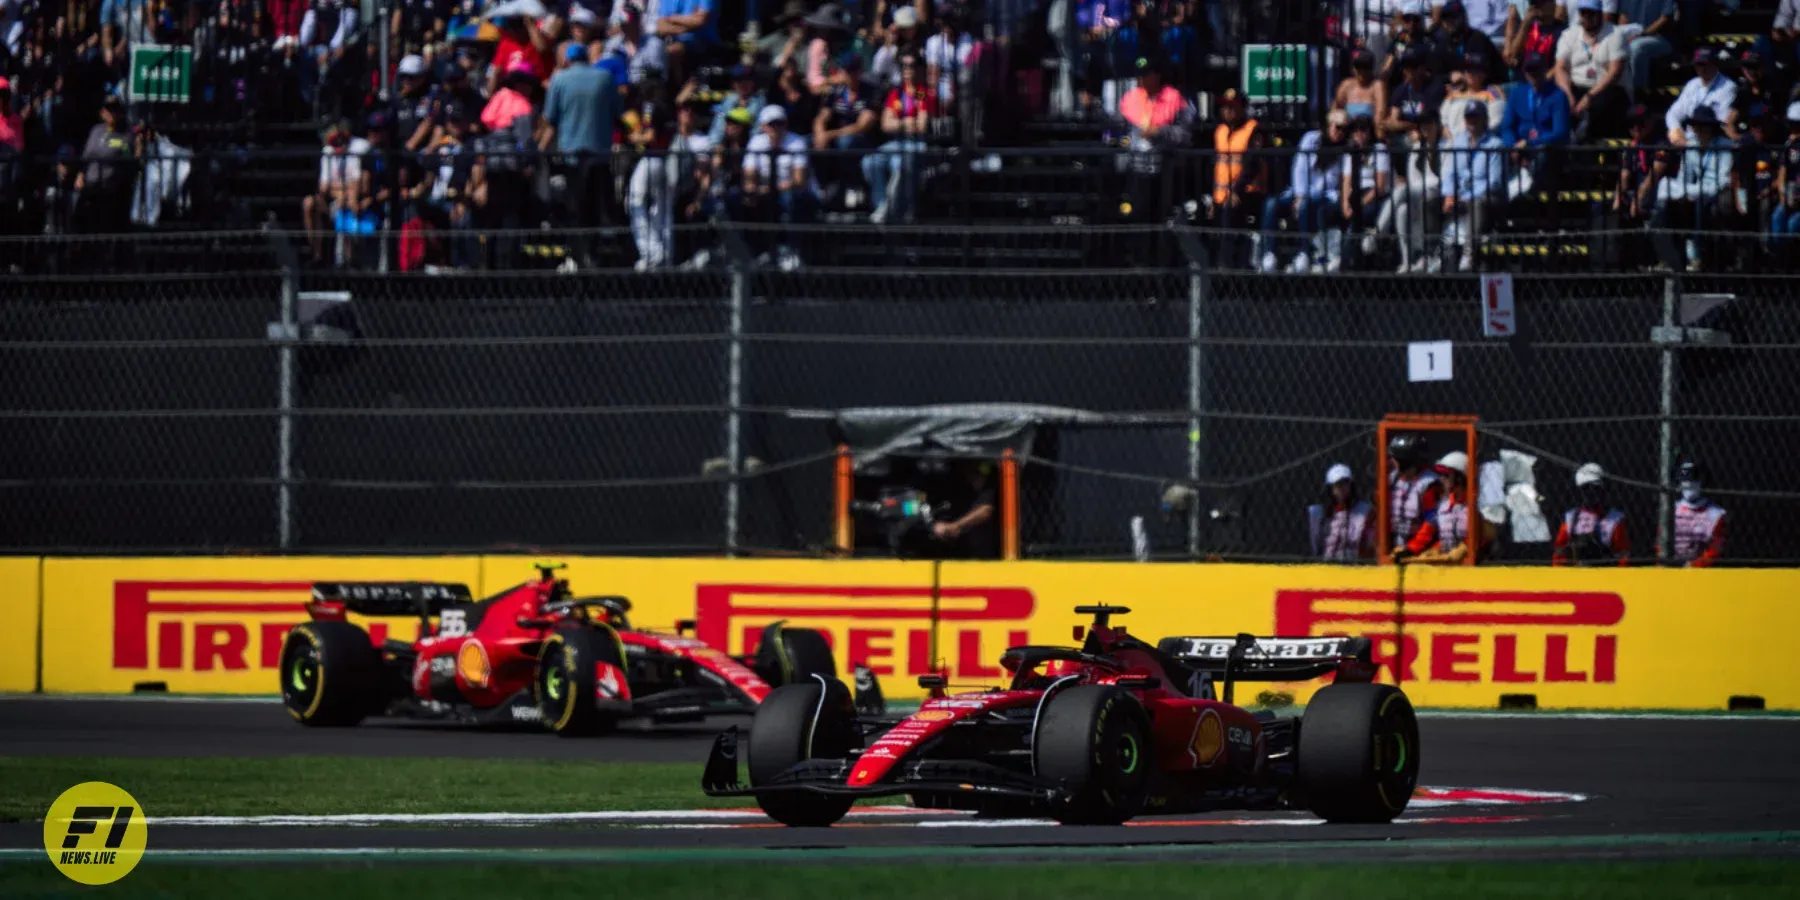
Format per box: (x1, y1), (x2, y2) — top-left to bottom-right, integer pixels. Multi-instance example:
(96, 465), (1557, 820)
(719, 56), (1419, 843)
(1, 225), (1794, 564)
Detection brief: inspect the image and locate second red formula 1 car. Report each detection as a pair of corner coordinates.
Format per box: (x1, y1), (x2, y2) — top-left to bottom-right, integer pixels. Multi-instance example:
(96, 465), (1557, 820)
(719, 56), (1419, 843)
(702, 604), (1419, 825)
(280, 563), (878, 735)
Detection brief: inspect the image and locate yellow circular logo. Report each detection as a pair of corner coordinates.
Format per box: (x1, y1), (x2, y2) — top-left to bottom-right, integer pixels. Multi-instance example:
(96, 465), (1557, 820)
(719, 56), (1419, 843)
(457, 640), (492, 688)
(1189, 711), (1224, 767)
(42, 782), (147, 885)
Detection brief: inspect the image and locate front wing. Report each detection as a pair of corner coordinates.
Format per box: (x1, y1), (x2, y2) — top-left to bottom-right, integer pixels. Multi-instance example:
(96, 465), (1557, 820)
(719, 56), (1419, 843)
(699, 727), (1066, 803)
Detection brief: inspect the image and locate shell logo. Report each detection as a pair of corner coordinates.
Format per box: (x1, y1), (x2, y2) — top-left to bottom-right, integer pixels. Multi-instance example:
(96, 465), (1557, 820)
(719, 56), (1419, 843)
(457, 640), (491, 688)
(913, 710), (955, 722)
(1187, 709), (1224, 768)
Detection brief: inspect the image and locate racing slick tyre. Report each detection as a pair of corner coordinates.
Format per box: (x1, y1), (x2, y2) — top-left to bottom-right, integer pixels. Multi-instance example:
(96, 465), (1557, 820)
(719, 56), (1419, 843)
(280, 621), (381, 727)
(779, 628), (837, 681)
(754, 624), (839, 687)
(747, 678), (859, 827)
(1297, 683), (1421, 823)
(536, 625), (627, 737)
(1034, 685), (1152, 825)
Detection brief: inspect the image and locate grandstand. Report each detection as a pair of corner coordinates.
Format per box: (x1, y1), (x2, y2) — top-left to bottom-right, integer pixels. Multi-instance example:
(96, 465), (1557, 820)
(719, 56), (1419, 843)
(0, 0), (1787, 272)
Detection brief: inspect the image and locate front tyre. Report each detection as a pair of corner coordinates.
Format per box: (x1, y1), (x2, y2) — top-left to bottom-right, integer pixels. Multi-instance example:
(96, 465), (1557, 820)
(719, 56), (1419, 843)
(280, 621), (380, 727)
(1033, 685), (1152, 825)
(754, 623), (839, 686)
(536, 626), (627, 737)
(748, 679), (859, 827)
(1298, 683), (1421, 823)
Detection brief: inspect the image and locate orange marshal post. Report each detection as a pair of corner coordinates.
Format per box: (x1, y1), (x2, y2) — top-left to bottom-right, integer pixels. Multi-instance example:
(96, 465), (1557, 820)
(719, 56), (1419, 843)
(832, 444), (853, 554)
(1375, 414), (1480, 566)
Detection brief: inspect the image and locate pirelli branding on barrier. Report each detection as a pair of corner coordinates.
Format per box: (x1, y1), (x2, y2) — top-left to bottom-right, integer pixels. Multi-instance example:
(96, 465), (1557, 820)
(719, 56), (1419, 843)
(935, 563), (1800, 709)
(39, 558), (481, 693)
(694, 583), (1034, 680)
(27, 557), (1800, 708)
(1272, 589), (1624, 687)
(540, 558), (1040, 681)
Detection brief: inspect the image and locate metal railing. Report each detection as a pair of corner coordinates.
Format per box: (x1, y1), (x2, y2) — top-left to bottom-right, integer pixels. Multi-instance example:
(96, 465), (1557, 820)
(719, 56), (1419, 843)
(0, 142), (1764, 276)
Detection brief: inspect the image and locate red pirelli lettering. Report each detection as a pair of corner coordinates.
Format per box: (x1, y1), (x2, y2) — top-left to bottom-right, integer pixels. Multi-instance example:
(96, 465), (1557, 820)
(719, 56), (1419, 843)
(1274, 588), (1627, 686)
(113, 581), (308, 669)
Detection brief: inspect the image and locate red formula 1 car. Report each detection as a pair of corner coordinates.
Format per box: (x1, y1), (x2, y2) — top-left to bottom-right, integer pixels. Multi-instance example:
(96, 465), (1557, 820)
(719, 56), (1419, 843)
(279, 563), (879, 735)
(702, 604), (1419, 826)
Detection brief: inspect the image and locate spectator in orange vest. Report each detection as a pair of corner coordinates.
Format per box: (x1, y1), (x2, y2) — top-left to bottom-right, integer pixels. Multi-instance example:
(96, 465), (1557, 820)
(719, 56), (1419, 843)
(1552, 462), (1631, 565)
(1397, 451), (1493, 563)
(1671, 460), (1727, 566)
(1208, 89), (1265, 269)
(1309, 463), (1376, 560)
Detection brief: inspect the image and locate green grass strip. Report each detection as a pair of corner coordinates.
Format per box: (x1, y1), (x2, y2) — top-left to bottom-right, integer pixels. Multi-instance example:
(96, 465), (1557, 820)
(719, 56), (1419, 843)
(4, 858), (1799, 899)
(0, 756), (729, 822)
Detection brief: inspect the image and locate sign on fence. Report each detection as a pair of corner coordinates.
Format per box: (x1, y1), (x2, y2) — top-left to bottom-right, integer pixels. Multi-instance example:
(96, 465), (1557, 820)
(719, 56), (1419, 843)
(1241, 44), (1309, 103)
(1481, 273), (1516, 337)
(1408, 340), (1454, 382)
(128, 45), (193, 104)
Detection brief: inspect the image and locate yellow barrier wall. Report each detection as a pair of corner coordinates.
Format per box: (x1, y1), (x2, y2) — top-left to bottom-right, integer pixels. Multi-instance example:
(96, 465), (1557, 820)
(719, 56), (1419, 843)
(30, 555), (1800, 710)
(0, 558), (42, 691)
(39, 557), (483, 693)
(939, 562), (1800, 710)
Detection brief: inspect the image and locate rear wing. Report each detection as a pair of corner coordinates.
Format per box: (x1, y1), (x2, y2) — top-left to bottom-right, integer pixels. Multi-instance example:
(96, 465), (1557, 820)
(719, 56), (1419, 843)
(309, 582), (473, 618)
(1157, 635), (1376, 684)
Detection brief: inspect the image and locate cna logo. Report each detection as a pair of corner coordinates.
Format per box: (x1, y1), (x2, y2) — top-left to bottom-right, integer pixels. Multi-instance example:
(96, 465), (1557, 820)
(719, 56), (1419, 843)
(695, 584), (1035, 679)
(1274, 589), (1624, 685)
(112, 581), (419, 673)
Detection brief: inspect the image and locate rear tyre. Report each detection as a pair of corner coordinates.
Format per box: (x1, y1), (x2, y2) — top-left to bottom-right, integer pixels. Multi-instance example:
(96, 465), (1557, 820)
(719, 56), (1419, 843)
(748, 679), (859, 827)
(280, 621), (381, 727)
(1298, 683), (1421, 823)
(1033, 685), (1152, 825)
(536, 626), (626, 737)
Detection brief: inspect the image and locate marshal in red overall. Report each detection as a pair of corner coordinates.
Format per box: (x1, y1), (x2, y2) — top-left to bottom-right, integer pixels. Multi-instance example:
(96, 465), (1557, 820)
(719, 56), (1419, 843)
(702, 604), (1420, 825)
(279, 563), (876, 736)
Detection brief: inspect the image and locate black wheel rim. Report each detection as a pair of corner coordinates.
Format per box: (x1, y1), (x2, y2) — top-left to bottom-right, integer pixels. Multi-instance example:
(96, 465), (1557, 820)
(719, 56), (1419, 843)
(283, 643), (321, 712)
(542, 659), (568, 704)
(1116, 731), (1141, 775)
(538, 642), (574, 725)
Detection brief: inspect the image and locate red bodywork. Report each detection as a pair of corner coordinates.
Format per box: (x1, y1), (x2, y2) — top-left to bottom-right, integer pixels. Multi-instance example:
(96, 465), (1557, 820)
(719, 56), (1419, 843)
(843, 619), (1376, 806)
(303, 573), (772, 714)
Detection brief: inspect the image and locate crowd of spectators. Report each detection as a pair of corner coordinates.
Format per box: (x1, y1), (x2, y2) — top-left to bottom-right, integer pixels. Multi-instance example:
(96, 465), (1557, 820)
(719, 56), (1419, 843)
(1213, 0), (1800, 273)
(0, 0), (1792, 273)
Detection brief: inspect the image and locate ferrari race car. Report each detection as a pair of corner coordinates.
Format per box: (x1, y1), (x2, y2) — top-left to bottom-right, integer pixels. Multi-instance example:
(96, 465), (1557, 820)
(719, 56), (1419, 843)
(279, 563), (880, 735)
(702, 604), (1419, 826)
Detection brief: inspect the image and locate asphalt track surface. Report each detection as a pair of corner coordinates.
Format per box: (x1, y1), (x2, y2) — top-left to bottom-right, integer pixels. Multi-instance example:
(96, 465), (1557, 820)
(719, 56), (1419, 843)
(4, 697), (1800, 863)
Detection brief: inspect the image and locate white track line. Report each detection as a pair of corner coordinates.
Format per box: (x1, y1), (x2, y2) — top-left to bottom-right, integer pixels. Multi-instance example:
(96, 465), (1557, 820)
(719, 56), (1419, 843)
(147, 807), (956, 827)
(1415, 711), (1795, 721)
(143, 787), (1584, 828)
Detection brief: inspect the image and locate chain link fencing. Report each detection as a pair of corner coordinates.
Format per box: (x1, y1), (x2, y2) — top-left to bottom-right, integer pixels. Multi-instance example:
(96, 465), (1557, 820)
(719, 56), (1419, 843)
(1, 225), (1794, 563)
